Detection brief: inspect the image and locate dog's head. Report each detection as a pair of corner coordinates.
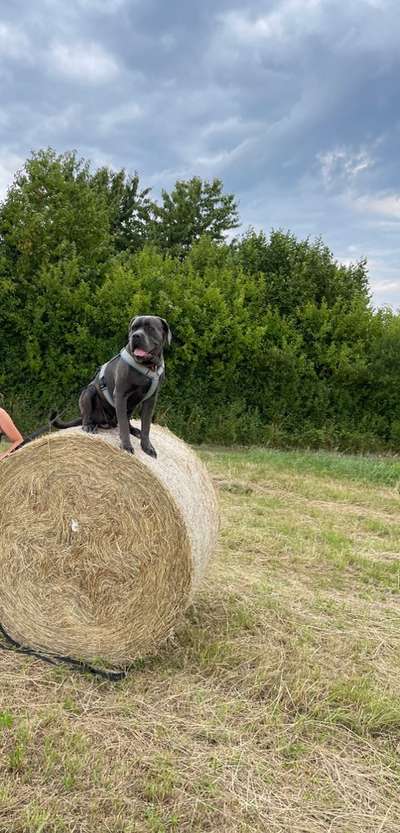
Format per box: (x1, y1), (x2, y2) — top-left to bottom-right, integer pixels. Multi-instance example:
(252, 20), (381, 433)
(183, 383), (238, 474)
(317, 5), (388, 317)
(128, 315), (172, 366)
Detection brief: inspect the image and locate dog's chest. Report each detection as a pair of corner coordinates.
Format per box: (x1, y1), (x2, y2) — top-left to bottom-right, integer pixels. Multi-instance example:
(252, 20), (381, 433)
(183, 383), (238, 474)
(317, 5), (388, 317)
(126, 381), (153, 409)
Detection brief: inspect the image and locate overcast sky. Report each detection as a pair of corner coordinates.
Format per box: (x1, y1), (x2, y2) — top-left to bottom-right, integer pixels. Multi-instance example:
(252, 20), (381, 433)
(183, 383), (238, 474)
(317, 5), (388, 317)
(0, 0), (399, 307)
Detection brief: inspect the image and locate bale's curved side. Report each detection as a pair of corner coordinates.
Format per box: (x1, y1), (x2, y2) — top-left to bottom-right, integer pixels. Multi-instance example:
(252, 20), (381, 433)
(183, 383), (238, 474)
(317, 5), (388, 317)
(66, 422), (220, 589)
(0, 426), (218, 666)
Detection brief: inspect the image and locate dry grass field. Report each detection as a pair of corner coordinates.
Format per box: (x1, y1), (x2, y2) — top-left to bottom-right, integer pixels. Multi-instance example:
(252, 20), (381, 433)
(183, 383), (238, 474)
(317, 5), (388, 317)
(1, 444), (400, 832)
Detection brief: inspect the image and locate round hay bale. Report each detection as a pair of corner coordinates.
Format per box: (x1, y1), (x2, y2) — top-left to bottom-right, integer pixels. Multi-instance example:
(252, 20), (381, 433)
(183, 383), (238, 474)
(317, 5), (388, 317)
(0, 423), (218, 666)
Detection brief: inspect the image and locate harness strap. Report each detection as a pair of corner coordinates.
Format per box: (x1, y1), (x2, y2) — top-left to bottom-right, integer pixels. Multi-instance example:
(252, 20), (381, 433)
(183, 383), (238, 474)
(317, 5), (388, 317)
(98, 362), (115, 407)
(99, 350), (164, 407)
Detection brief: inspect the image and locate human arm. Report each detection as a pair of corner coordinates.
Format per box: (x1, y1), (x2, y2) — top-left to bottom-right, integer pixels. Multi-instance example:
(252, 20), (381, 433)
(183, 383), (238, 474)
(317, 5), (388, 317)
(0, 407), (24, 460)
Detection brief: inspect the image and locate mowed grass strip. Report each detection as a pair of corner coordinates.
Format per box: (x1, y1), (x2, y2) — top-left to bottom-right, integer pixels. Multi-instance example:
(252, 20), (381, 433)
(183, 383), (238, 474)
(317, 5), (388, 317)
(1, 446), (400, 832)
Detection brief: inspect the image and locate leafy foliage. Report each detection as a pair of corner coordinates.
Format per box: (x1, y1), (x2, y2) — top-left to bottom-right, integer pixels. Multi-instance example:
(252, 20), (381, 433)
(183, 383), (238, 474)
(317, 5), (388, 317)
(0, 149), (399, 451)
(90, 166), (154, 253)
(152, 177), (240, 256)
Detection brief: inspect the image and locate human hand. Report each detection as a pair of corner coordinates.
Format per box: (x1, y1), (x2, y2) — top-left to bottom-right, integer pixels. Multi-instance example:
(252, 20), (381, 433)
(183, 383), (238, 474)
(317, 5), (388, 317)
(0, 442), (22, 461)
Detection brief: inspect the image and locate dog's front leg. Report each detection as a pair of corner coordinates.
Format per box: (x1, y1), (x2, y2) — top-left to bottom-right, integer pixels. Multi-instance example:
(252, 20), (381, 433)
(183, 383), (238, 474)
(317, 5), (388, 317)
(80, 387), (97, 433)
(140, 394), (158, 458)
(115, 392), (133, 454)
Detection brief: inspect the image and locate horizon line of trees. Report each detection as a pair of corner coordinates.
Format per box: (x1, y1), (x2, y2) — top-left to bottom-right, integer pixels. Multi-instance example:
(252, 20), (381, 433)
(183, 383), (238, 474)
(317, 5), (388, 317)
(0, 147), (399, 453)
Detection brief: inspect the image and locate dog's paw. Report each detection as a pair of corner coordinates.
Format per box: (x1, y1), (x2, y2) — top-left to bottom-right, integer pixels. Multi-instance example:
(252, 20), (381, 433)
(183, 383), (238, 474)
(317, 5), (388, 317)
(121, 444), (134, 455)
(141, 442), (157, 458)
(83, 423), (97, 434)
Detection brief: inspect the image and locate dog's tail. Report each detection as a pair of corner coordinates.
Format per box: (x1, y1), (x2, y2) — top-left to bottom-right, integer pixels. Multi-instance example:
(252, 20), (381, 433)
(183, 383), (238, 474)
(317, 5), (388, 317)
(49, 411), (82, 429)
(17, 412), (82, 449)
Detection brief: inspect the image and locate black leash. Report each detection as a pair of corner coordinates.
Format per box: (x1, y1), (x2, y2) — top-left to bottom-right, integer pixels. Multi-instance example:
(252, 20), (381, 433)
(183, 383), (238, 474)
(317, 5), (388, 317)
(0, 622), (129, 682)
(19, 390), (84, 447)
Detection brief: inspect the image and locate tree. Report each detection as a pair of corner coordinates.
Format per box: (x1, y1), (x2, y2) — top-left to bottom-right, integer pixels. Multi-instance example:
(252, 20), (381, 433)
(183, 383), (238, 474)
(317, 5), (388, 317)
(90, 167), (155, 253)
(0, 149), (114, 425)
(0, 148), (112, 284)
(235, 228), (370, 313)
(152, 177), (240, 256)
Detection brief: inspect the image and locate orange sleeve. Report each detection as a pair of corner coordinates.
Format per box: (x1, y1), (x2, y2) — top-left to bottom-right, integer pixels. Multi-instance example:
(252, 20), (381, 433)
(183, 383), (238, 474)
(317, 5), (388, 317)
(0, 408), (24, 445)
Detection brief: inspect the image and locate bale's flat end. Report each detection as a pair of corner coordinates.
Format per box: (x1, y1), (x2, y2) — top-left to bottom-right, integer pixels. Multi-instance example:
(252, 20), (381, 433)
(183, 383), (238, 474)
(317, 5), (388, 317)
(0, 425), (219, 665)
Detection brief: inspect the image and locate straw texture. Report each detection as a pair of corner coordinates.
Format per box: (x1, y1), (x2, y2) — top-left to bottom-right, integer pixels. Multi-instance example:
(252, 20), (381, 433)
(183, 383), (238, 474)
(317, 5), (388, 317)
(0, 423), (218, 666)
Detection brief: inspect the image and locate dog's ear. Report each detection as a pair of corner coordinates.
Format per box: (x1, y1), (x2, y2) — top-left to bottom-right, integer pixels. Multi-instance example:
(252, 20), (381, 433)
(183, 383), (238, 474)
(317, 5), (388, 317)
(159, 317), (172, 346)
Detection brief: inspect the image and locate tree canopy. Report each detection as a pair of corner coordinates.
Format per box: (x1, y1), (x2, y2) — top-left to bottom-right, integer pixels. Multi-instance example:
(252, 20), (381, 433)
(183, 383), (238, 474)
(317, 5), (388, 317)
(152, 176), (240, 256)
(1, 147), (398, 454)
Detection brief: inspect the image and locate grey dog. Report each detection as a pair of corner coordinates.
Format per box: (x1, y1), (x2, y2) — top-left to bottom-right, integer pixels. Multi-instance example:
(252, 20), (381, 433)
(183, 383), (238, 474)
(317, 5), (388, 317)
(52, 315), (172, 457)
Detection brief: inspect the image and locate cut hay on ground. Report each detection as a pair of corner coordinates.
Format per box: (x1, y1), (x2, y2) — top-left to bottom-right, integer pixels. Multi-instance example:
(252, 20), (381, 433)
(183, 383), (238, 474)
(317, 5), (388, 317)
(0, 423), (219, 666)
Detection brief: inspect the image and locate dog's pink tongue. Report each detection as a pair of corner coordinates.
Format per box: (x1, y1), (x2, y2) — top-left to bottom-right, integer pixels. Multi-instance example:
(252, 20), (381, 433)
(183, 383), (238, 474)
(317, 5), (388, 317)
(134, 348), (149, 358)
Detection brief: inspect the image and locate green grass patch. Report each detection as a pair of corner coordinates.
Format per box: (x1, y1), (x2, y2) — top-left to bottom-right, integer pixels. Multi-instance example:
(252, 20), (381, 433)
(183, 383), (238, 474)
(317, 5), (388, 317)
(321, 678), (400, 736)
(1, 445), (400, 832)
(199, 445), (400, 487)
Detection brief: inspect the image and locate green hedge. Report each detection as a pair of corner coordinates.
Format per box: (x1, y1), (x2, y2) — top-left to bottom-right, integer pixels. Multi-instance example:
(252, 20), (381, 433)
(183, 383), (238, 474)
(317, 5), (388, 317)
(1, 236), (400, 452)
(1, 149), (399, 452)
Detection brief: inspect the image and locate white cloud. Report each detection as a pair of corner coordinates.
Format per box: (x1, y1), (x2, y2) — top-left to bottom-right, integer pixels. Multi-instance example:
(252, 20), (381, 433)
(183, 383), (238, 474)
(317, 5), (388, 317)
(319, 146), (374, 187)
(194, 138), (253, 170)
(203, 117), (240, 137)
(0, 151), (24, 200)
(160, 33), (177, 51)
(74, 0), (127, 10)
(44, 0), (128, 14)
(29, 105), (81, 141)
(364, 0), (388, 7)
(99, 101), (143, 133)
(0, 22), (30, 60)
(354, 193), (400, 219)
(369, 273), (400, 309)
(219, 0), (400, 67)
(49, 41), (119, 83)
(219, 1), (322, 44)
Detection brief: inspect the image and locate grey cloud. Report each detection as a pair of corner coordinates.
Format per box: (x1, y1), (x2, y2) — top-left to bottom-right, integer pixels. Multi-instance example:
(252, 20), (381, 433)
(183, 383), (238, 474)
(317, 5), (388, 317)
(0, 0), (399, 305)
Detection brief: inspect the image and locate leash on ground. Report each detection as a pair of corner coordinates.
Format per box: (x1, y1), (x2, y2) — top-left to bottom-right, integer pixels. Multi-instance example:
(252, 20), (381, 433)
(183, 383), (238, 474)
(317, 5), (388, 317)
(0, 622), (129, 682)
